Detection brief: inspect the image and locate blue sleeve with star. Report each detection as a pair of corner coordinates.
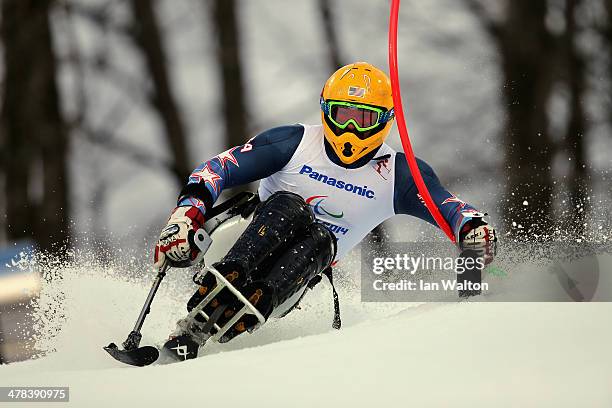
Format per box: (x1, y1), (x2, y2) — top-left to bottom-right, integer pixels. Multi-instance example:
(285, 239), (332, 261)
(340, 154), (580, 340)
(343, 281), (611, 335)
(393, 153), (481, 239)
(178, 125), (305, 214)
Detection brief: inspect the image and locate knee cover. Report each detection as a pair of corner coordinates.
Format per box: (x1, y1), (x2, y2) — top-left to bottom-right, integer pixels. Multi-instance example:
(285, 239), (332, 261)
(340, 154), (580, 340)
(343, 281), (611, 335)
(249, 222), (337, 315)
(214, 191), (315, 277)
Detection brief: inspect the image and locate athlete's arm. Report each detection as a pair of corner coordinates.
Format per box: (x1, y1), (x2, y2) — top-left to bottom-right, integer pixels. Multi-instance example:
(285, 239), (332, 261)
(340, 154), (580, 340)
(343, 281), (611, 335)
(178, 125), (304, 214)
(153, 125), (304, 269)
(392, 153), (480, 239)
(393, 154), (497, 270)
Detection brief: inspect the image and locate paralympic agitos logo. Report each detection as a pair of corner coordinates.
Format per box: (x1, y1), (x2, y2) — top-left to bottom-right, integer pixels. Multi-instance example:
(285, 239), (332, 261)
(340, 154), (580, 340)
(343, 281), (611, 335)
(306, 195), (343, 219)
(299, 165), (375, 199)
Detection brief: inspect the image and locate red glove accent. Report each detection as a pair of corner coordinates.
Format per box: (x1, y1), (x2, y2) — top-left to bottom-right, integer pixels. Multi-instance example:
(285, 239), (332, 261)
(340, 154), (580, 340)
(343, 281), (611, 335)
(154, 206), (207, 269)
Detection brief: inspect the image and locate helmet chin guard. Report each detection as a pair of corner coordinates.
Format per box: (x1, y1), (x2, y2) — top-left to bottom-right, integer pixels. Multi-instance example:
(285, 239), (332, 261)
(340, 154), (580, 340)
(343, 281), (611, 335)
(324, 123), (394, 165)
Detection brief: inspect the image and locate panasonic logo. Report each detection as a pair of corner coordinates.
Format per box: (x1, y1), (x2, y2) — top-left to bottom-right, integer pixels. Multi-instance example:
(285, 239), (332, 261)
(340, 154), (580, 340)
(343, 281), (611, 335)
(299, 165), (375, 199)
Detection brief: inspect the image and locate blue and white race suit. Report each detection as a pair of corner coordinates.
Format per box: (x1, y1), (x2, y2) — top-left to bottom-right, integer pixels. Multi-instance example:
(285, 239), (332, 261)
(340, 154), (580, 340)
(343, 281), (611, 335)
(180, 124), (481, 260)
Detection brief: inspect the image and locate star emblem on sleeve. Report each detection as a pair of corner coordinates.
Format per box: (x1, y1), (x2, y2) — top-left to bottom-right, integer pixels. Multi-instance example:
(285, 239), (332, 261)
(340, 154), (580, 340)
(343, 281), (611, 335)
(189, 165), (221, 193)
(215, 147), (239, 169)
(442, 194), (467, 210)
(186, 197), (205, 209)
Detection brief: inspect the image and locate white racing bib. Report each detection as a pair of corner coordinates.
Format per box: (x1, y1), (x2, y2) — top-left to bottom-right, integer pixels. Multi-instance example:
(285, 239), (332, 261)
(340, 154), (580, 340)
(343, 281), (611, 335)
(259, 124), (397, 260)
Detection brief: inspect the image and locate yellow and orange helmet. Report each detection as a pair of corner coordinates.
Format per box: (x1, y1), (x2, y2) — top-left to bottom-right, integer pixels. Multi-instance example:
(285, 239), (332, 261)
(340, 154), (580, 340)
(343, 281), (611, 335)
(320, 62), (395, 164)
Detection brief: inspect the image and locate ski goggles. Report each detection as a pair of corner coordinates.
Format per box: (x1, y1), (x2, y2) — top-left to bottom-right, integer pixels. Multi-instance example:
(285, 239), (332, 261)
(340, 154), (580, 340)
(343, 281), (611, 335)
(320, 99), (395, 132)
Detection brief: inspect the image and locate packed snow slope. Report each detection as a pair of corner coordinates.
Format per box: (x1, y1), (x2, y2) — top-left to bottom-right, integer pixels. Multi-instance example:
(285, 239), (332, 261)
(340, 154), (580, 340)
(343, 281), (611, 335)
(1, 260), (611, 407)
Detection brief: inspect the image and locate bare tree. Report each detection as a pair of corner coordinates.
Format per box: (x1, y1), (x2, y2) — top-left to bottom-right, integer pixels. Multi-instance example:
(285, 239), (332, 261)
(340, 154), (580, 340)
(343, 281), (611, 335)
(465, 0), (601, 238)
(0, 316), (5, 364)
(0, 87), (5, 246)
(564, 0), (588, 234)
(1, 1), (34, 243)
(605, 0), (612, 127)
(466, 0), (560, 237)
(210, 0), (249, 148)
(129, 0), (192, 183)
(1, 0), (70, 252)
(318, 0), (343, 71)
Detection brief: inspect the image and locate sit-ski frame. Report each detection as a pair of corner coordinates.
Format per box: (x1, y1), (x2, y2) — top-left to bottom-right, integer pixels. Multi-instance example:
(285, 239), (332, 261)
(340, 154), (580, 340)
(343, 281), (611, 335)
(175, 265), (266, 344)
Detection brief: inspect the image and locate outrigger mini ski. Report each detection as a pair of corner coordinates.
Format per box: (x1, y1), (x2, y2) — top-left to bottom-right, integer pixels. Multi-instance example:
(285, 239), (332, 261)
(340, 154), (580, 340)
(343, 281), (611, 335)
(103, 262), (170, 367)
(104, 262), (265, 367)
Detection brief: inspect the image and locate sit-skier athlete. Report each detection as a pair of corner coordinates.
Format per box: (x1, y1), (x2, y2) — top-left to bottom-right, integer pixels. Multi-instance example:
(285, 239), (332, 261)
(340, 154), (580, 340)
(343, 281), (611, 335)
(154, 62), (497, 360)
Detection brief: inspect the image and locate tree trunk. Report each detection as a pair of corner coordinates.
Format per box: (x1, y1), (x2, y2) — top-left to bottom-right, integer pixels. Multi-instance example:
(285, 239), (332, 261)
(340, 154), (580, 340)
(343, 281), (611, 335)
(0, 314), (5, 364)
(0, 105), (5, 245)
(130, 0), (191, 184)
(564, 0), (588, 235)
(318, 0), (343, 71)
(1, 0), (34, 243)
(211, 0), (249, 148)
(605, 0), (612, 129)
(498, 0), (556, 237)
(0, 174), (5, 245)
(1, 0), (70, 251)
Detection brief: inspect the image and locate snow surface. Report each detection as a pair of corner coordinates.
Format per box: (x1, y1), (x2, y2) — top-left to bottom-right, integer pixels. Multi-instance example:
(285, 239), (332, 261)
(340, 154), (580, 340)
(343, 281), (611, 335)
(1, 263), (611, 407)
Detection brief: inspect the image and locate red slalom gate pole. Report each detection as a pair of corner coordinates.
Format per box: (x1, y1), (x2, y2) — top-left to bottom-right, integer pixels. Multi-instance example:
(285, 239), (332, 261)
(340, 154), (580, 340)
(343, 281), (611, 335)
(388, 0), (456, 243)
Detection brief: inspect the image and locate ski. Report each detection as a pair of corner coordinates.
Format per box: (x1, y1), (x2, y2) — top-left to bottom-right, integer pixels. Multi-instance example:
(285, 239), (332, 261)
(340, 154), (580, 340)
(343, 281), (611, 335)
(106, 302), (232, 367)
(103, 343), (159, 367)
